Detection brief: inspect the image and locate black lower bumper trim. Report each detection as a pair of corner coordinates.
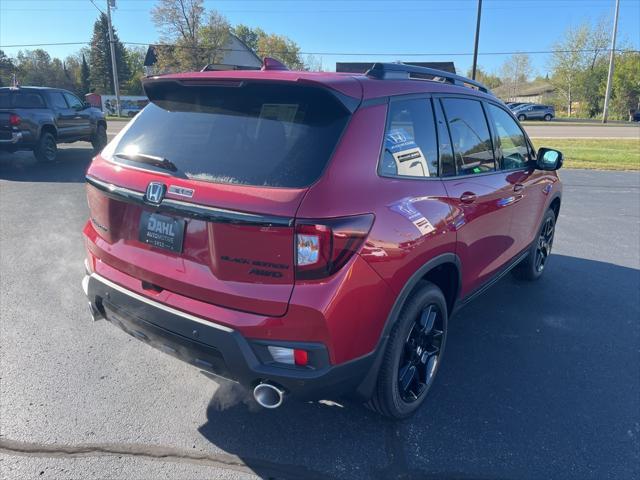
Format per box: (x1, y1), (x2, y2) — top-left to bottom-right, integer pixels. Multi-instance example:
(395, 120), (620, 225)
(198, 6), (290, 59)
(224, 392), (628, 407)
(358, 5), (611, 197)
(85, 273), (375, 400)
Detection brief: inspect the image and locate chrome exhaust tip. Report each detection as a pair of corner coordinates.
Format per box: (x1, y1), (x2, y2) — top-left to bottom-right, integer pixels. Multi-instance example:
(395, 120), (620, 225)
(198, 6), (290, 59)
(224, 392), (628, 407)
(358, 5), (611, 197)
(253, 382), (285, 409)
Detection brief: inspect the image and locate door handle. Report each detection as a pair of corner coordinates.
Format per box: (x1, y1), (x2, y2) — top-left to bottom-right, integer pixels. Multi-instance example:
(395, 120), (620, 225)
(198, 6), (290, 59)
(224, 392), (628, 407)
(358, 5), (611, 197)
(460, 192), (477, 204)
(514, 184), (524, 193)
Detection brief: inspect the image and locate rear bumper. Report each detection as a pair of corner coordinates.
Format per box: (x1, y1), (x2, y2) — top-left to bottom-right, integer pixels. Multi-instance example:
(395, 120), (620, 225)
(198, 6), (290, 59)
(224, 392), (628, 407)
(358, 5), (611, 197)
(83, 272), (375, 400)
(0, 131), (23, 144)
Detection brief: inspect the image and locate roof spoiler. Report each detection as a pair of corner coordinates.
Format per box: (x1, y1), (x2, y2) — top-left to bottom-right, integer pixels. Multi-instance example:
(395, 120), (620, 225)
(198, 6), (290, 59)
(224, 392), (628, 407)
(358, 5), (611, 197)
(365, 62), (492, 95)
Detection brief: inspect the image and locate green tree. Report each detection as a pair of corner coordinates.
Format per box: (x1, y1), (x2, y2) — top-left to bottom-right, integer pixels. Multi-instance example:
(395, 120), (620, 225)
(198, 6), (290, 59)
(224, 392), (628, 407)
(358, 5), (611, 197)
(15, 49), (56, 86)
(0, 50), (15, 87)
(89, 13), (130, 94)
(466, 66), (502, 89)
(609, 51), (640, 120)
(548, 18), (610, 117)
(123, 46), (146, 95)
(81, 54), (91, 95)
(233, 24), (261, 51)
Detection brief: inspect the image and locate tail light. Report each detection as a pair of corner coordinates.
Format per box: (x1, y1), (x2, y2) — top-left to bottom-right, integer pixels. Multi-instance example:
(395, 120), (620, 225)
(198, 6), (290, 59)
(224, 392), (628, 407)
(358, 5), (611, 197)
(9, 114), (21, 126)
(295, 214), (374, 280)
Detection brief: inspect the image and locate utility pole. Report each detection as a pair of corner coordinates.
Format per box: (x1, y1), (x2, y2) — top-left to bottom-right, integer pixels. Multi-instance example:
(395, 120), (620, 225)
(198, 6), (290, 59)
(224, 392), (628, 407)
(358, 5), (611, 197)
(106, 0), (121, 117)
(471, 0), (482, 80)
(602, 0), (620, 123)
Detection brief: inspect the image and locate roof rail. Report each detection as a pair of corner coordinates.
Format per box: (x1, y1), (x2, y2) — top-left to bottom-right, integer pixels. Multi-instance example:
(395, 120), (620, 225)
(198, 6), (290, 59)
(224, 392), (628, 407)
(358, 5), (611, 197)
(365, 62), (492, 94)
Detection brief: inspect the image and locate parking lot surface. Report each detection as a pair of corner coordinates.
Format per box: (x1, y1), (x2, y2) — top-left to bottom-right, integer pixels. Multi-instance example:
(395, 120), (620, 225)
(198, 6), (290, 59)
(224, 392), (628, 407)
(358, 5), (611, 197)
(1, 145), (639, 479)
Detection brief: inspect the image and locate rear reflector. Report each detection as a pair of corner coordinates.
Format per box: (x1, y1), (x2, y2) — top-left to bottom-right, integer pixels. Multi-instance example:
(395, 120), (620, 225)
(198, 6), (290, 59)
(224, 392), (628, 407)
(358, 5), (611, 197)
(295, 214), (374, 280)
(267, 346), (309, 366)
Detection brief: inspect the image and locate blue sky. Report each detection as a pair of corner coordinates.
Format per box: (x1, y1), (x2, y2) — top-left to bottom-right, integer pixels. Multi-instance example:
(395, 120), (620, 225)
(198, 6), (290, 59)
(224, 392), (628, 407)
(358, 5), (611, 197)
(1, 0), (639, 76)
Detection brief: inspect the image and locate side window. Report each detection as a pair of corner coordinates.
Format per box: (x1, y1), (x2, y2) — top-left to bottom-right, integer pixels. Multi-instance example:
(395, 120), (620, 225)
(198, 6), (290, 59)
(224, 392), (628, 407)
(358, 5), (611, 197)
(50, 92), (68, 110)
(441, 98), (495, 175)
(487, 103), (530, 170)
(379, 98), (438, 178)
(13, 93), (45, 108)
(63, 92), (83, 110)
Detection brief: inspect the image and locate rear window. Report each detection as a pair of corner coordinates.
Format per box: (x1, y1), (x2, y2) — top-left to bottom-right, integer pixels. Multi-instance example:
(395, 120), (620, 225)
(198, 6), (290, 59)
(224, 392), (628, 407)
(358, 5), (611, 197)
(107, 83), (351, 188)
(0, 91), (46, 108)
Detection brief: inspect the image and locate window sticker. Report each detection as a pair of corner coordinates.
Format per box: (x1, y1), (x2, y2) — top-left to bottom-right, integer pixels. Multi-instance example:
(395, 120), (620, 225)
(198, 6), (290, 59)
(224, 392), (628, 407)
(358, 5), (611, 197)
(258, 103), (299, 136)
(385, 128), (430, 177)
(389, 198), (436, 235)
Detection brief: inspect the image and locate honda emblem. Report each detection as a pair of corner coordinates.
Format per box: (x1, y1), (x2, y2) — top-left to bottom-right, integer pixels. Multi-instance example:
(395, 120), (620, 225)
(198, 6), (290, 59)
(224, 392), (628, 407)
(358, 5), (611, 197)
(145, 182), (166, 205)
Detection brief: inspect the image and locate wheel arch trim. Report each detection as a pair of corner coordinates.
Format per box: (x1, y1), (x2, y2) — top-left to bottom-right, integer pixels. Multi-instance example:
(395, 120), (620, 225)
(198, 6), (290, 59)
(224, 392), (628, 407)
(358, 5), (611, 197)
(355, 252), (461, 399)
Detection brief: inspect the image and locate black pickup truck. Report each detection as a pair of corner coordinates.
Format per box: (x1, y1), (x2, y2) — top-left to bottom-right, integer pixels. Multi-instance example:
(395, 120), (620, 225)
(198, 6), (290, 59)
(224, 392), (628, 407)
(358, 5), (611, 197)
(0, 86), (108, 162)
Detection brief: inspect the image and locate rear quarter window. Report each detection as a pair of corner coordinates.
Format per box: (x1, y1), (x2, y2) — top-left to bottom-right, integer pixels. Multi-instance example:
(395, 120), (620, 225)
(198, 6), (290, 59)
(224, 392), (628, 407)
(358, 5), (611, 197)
(379, 98), (438, 178)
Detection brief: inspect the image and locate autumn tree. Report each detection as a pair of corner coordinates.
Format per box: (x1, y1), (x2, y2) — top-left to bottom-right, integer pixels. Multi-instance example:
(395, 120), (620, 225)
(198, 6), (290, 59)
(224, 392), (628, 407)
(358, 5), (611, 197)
(151, 0), (230, 72)
(231, 24), (304, 69)
(499, 54), (533, 101)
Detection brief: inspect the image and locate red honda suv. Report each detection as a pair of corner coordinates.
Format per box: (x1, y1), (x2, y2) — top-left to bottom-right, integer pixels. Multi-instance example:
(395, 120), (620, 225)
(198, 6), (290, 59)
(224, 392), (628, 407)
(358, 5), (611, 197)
(82, 61), (563, 418)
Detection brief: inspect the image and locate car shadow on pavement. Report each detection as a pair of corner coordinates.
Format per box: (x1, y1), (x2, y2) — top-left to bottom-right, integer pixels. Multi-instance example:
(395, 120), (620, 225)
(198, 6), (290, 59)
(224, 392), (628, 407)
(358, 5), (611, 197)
(198, 254), (640, 480)
(0, 146), (94, 183)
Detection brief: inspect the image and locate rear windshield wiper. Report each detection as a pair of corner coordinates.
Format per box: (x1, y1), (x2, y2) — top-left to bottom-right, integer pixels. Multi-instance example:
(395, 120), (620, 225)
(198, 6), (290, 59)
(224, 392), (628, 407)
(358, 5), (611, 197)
(113, 152), (187, 178)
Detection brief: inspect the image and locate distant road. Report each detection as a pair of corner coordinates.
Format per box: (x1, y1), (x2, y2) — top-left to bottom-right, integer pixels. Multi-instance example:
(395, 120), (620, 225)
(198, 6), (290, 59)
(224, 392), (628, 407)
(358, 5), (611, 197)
(525, 124), (639, 139)
(106, 119), (640, 140)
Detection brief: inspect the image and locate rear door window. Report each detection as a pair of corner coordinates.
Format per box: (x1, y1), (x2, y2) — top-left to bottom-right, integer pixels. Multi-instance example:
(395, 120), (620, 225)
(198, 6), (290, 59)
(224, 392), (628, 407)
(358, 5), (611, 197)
(441, 98), (495, 175)
(107, 83), (351, 188)
(379, 98), (438, 178)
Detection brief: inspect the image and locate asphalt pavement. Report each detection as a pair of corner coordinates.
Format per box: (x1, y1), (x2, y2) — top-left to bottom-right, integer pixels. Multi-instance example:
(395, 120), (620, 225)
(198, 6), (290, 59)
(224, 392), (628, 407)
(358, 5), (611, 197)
(1, 145), (639, 480)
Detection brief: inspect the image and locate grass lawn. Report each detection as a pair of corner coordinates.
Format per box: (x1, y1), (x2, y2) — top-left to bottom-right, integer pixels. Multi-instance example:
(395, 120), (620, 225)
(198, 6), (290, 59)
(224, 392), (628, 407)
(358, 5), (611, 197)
(531, 138), (640, 170)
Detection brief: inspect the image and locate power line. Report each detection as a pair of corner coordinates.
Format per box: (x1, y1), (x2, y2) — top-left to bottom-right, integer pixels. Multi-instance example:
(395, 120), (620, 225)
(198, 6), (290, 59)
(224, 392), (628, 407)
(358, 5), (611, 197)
(88, 0), (104, 14)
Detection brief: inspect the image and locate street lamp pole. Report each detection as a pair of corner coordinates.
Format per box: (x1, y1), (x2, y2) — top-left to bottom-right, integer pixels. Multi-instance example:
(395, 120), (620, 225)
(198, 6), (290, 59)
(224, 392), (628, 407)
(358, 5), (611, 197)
(106, 0), (121, 117)
(471, 0), (482, 80)
(602, 0), (620, 124)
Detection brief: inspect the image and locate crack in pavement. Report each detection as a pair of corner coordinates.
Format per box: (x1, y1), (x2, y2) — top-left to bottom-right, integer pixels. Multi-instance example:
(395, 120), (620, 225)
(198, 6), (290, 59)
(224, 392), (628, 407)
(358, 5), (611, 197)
(0, 439), (334, 480)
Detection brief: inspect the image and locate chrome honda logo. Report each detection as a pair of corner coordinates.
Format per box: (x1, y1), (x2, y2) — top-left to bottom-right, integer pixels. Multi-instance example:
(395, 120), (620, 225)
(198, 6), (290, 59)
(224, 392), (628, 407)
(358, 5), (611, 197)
(145, 182), (166, 205)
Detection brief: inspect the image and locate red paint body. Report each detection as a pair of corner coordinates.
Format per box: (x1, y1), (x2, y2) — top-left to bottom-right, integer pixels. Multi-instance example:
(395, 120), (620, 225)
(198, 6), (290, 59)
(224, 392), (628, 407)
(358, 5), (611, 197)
(83, 68), (561, 369)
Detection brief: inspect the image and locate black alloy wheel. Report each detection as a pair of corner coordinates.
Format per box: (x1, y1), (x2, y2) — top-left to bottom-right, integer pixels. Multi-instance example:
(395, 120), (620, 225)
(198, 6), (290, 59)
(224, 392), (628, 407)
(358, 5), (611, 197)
(367, 281), (448, 419)
(535, 215), (555, 273)
(397, 304), (444, 403)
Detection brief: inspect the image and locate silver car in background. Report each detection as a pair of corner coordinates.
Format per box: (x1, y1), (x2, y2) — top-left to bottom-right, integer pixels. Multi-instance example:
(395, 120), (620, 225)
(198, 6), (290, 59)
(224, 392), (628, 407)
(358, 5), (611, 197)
(513, 104), (555, 121)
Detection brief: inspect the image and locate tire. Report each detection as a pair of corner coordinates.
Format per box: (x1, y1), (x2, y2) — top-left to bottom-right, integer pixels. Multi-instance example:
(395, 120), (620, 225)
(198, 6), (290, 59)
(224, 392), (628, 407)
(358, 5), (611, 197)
(512, 209), (556, 281)
(544, 114), (552, 121)
(33, 131), (57, 163)
(518, 114), (526, 121)
(367, 281), (448, 419)
(91, 124), (108, 153)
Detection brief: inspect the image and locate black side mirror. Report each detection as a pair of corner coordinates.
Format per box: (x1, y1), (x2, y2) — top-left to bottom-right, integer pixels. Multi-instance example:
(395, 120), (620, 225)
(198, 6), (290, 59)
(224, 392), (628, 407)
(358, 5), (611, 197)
(536, 147), (563, 171)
